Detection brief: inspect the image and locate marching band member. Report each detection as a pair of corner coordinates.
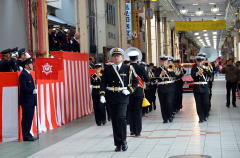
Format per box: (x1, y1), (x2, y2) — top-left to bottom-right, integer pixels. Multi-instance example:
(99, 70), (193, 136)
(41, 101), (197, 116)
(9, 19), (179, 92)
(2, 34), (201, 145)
(198, 53), (214, 111)
(146, 63), (157, 112)
(156, 56), (176, 123)
(191, 56), (212, 123)
(90, 64), (106, 126)
(99, 48), (138, 152)
(127, 48), (149, 137)
(173, 59), (186, 112)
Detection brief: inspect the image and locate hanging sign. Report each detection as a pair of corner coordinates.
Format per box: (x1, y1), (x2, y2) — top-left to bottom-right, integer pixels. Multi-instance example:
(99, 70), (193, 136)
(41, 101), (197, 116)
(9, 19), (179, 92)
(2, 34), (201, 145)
(175, 20), (226, 31)
(126, 3), (132, 40)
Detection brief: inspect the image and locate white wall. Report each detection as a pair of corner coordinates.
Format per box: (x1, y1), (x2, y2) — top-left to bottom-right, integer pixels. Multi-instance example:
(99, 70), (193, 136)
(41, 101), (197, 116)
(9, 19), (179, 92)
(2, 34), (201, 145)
(0, 0), (28, 51)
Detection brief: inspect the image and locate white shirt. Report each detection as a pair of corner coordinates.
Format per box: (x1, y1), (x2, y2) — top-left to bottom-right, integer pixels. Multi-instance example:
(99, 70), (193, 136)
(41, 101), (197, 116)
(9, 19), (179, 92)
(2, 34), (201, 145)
(115, 62), (122, 71)
(24, 69), (30, 74)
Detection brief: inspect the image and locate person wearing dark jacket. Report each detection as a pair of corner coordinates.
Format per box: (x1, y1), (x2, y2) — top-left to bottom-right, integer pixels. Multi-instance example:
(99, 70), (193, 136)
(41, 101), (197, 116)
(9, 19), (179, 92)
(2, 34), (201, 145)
(222, 59), (239, 108)
(71, 33), (80, 52)
(99, 48), (138, 152)
(191, 56), (212, 123)
(155, 56), (176, 123)
(0, 48), (18, 72)
(173, 59), (186, 112)
(127, 49), (149, 137)
(90, 64), (106, 126)
(19, 58), (37, 141)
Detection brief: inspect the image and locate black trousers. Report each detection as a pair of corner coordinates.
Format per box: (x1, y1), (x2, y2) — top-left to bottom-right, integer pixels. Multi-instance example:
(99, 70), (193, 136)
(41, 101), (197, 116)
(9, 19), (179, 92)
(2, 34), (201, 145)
(174, 81), (183, 112)
(109, 103), (128, 146)
(92, 89), (106, 125)
(226, 81), (237, 105)
(193, 85), (209, 121)
(21, 105), (35, 139)
(208, 81), (213, 110)
(158, 84), (175, 121)
(129, 94), (143, 135)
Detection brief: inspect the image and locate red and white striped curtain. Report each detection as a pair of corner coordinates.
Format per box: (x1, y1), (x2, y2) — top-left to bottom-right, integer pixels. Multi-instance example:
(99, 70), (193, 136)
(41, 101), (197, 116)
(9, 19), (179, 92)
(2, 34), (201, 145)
(0, 52), (93, 142)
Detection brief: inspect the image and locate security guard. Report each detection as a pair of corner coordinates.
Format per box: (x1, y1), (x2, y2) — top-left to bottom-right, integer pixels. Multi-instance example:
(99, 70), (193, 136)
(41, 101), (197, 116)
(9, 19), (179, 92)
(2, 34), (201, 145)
(146, 63), (157, 112)
(173, 59), (186, 112)
(127, 48), (149, 137)
(156, 56), (176, 123)
(191, 56), (211, 123)
(100, 48), (138, 152)
(0, 48), (18, 72)
(90, 64), (106, 126)
(19, 58), (37, 141)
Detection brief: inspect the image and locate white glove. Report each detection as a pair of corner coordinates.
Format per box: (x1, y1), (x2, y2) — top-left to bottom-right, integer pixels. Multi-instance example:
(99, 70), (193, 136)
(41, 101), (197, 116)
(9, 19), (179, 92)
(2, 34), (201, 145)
(33, 89), (38, 94)
(122, 89), (130, 95)
(100, 96), (106, 103)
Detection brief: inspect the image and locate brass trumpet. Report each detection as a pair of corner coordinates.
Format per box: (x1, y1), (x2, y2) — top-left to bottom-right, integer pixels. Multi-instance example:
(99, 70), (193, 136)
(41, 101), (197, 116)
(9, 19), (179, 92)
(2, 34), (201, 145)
(202, 61), (212, 70)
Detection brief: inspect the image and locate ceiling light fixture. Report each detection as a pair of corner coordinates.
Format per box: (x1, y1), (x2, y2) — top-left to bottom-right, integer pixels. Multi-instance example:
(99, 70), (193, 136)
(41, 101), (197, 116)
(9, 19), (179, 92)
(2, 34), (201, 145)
(211, 5), (219, 13)
(216, 13), (222, 16)
(196, 8), (203, 16)
(212, 32), (217, 35)
(180, 7), (188, 14)
(209, 3), (216, 5)
(204, 33), (208, 36)
(192, 3), (198, 6)
(194, 32), (199, 36)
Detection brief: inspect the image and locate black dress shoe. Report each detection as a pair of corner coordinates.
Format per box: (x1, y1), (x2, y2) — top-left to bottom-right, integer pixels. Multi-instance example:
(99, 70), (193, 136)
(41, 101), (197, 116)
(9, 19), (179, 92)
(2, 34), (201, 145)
(169, 118), (173, 123)
(163, 120), (168, 123)
(233, 103), (237, 107)
(102, 121), (106, 125)
(135, 134), (141, 137)
(122, 143), (128, 151)
(199, 120), (204, 123)
(130, 132), (135, 136)
(226, 103), (230, 108)
(115, 146), (121, 152)
(23, 137), (35, 141)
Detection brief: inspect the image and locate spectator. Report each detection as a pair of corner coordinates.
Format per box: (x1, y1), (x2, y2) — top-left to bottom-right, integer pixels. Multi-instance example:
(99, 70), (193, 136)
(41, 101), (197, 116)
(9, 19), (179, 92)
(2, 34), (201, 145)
(222, 59), (239, 108)
(70, 33), (80, 52)
(89, 56), (96, 69)
(0, 48), (18, 72)
(17, 48), (27, 71)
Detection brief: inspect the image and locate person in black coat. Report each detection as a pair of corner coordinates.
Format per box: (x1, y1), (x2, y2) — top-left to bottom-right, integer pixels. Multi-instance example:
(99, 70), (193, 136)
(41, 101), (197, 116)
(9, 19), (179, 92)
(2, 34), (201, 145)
(19, 58), (37, 141)
(100, 48), (138, 152)
(191, 56), (212, 123)
(71, 33), (80, 52)
(127, 50), (149, 137)
(90, 64), (106, 126)
(173, 59), (186, 112)
(155, 56), (177, 123)
(0, 48), (18, 72)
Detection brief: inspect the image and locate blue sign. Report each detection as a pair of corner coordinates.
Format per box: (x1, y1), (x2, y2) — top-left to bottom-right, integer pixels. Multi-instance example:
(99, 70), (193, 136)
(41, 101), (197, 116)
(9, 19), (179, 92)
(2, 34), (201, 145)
(126, 3), (132, 40)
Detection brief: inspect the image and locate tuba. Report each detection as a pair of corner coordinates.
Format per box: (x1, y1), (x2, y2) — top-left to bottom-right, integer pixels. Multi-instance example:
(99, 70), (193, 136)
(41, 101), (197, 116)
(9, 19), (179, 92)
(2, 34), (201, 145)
(124, 47), (143, 62)
(167, 63), (175, 72)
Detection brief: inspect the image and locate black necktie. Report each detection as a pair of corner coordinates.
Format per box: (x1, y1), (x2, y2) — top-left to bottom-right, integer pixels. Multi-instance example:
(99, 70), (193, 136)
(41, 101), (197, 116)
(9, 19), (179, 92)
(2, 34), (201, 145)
(116, 66), (119, 71)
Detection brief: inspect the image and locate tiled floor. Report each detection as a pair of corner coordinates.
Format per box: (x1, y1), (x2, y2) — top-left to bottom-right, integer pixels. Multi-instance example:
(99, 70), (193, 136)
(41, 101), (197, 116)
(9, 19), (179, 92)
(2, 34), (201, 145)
(1, 75), (240, 158)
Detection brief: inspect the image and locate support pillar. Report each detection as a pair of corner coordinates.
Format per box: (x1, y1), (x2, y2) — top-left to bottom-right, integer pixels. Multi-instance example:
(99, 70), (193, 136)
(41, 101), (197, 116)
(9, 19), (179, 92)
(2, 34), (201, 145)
(36, 0), (49, 57)
(146, 0), (152, 63)
(118, 0), (128, 50)
(76, 0), (89, 53)
(155, 10), (161, 65)
(163, 17), (170, 56)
